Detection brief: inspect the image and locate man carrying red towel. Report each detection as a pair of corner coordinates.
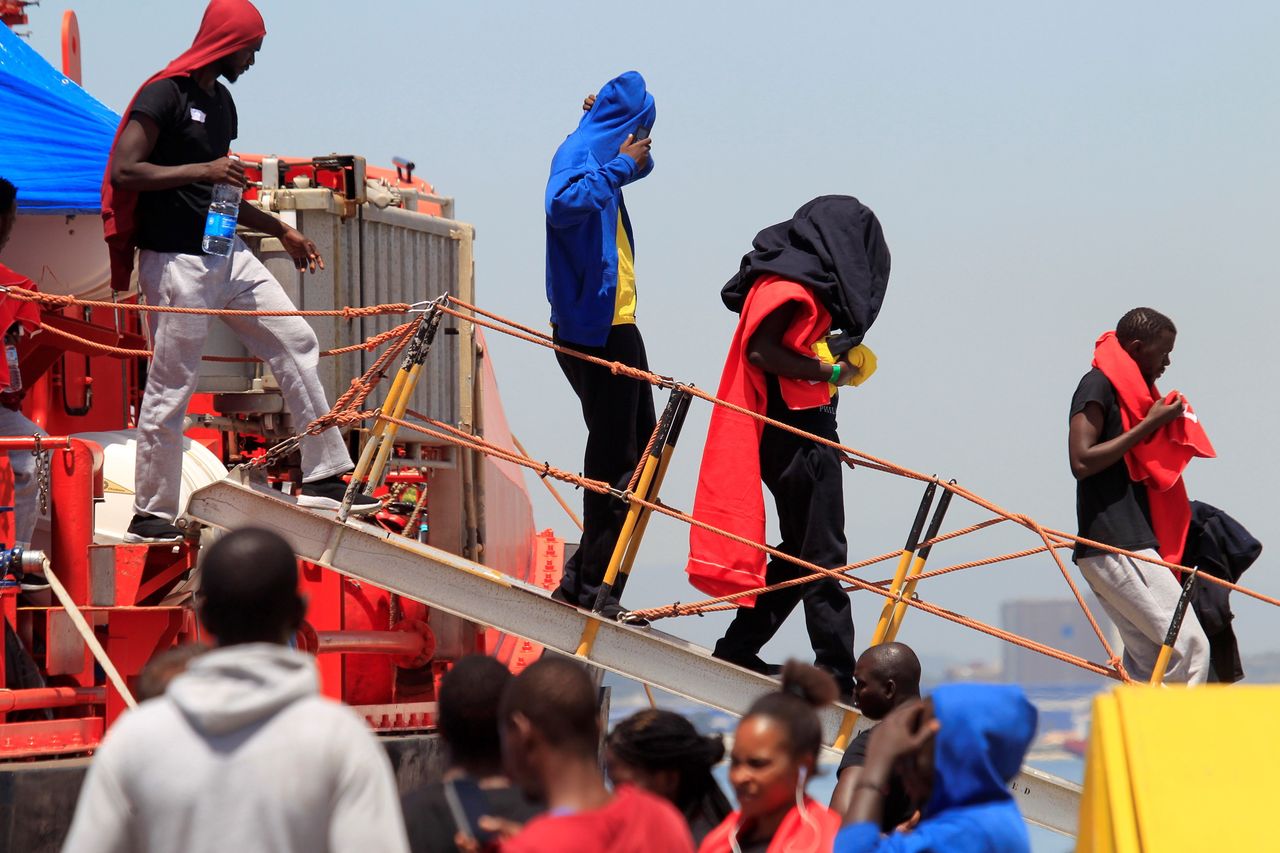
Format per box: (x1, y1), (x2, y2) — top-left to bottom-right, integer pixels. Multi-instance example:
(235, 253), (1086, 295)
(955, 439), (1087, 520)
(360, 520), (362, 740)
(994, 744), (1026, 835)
(1067, 307), (1212, 684)
(104, 0), (377, 544)
(688, 197), (890, 697)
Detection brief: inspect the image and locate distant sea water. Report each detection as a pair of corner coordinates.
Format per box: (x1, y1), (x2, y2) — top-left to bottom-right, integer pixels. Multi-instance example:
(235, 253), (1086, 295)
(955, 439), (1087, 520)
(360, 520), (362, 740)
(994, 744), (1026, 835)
(607, 676), (1090, 853)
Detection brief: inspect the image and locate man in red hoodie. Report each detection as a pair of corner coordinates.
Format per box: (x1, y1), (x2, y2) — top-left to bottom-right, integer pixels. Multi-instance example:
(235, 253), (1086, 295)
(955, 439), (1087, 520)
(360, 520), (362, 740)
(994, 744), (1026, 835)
(1067, 307), (1209, 684)
(105, 0), (376, 544)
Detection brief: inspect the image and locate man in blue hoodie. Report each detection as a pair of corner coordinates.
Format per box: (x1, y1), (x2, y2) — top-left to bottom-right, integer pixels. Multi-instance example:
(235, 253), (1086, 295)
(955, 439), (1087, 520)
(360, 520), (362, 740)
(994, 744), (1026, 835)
(835, 683), (1037, 852)
(545, 71), (656, 615)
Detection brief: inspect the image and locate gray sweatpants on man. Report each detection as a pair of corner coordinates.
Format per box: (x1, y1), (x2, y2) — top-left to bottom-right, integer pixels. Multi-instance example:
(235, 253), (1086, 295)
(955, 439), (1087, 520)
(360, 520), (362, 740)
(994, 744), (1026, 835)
(135, 238), (352, 522)
(1076, 548), (1209, 684)
(0, 405), (46, 547)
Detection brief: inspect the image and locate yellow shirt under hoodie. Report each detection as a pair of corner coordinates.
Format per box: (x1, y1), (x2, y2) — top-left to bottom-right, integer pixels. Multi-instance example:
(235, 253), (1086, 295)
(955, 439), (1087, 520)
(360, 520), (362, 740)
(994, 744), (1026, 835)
(613, 211), (637, 325)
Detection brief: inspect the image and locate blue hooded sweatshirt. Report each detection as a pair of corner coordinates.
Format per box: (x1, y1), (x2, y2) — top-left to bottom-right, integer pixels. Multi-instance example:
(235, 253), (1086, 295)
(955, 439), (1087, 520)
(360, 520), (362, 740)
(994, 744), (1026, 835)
(545, 71), (655, 347)
(834, 684), (1037, 853)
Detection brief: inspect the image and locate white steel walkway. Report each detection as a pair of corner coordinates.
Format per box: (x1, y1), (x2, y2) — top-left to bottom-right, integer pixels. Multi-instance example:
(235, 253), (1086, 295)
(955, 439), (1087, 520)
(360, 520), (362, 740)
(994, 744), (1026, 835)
(185, 476), (1081, 837)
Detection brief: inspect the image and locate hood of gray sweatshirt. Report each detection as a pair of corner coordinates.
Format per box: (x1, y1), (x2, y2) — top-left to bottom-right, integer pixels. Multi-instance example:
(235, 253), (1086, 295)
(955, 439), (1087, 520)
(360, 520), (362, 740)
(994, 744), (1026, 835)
(167, 642), (319, 736)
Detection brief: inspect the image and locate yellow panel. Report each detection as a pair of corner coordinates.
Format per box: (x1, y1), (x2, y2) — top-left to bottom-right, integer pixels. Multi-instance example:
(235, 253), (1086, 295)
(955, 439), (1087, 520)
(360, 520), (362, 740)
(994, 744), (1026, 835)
(1076, 706), (1114, 853)
(1101, 686), (1280, 851)
(1096, 695), (1140, 853)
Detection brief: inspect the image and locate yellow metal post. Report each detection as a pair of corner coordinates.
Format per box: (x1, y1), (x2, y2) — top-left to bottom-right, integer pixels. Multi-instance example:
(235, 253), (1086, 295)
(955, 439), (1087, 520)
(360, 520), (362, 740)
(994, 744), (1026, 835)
(1148, 569), (1197, 686)
(575, 390), (684, 656)
(339, 309), (442, 521)
(574, 619), (601, 657)
(1148, 646), (1174, 687)
(587, 390), (684, 614)
(345, 333), (416, 489)
(833, 709), (861, 752)
(368, 361), (425, 484)
(616, 393), (691, 591)
(885, 485), (954, 643)
(871, 481), (937, 646)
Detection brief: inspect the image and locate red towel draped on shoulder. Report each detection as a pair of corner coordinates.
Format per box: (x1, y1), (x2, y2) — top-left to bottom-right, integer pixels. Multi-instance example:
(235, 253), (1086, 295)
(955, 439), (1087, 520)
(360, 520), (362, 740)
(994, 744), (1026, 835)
(1092, 330), (1215, 565)
(685, 276), (832, 606)
(100, 0), (266, 291)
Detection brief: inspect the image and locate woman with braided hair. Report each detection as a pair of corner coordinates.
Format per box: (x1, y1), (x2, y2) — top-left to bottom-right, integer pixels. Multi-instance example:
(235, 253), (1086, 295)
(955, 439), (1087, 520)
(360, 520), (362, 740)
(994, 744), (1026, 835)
(606, 709), (732, 843)
(698, 662), (843, 853)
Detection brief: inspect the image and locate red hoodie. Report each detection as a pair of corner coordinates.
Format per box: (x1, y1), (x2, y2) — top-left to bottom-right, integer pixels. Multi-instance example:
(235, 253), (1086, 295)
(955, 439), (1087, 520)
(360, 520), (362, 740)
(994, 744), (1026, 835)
(685, 276), (834, 606)
(101, 0), (266, 291)
(502, 785), (693, 853)
(1091, 331), (1215, 565)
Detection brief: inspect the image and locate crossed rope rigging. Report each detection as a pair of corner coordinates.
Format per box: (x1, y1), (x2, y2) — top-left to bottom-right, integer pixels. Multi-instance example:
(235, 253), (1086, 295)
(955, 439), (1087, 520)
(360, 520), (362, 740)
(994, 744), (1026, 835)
(11, 284), (1277, 686)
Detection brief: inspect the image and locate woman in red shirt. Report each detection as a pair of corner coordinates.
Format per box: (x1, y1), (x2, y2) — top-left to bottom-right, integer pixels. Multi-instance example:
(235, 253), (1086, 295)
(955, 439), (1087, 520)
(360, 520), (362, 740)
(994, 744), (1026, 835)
(699, 663), (842, 853)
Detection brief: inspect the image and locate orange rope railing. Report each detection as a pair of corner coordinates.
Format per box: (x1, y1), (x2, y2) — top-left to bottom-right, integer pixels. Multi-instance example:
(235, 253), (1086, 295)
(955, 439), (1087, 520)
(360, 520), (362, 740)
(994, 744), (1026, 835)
(2, 285), (413, 319)
(422, 296), (1280, 683)
(34, 319), (416, 362)
(28, 281), (1269, 686)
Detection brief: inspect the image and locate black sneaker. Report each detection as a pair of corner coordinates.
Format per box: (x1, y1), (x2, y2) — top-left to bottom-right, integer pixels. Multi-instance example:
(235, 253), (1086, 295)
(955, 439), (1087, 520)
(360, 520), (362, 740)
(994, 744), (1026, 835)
(296, 475), (381, 515)
(712, 651), (782, 677)
(124, 513), (185, 544)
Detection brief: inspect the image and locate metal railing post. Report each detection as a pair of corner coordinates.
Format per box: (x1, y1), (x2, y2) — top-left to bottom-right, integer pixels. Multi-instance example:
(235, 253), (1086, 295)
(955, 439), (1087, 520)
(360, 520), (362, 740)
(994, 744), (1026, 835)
(870, 481), (937, 646)
(614, 391), (692, 601)
(1149, 569), (1198, 686)
(574, 390), (685, 657)
(885, 482), (955, 643)
(339, 306), (442, 521)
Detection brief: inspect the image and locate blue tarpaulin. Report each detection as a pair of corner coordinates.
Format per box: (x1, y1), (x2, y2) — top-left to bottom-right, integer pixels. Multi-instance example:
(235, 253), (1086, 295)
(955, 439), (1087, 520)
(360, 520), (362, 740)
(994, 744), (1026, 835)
(0, 25), (119, 214)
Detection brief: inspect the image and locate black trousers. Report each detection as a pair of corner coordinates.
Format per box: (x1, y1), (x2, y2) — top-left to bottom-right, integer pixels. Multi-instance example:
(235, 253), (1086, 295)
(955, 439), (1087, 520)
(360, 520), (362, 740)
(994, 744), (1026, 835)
(713, 389), (856, 692)
(553, 325), (657, 609)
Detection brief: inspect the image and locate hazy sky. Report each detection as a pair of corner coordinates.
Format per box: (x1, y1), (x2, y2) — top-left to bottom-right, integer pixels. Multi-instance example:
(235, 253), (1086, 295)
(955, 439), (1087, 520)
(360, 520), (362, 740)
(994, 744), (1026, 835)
(22, 1), (1280, 677)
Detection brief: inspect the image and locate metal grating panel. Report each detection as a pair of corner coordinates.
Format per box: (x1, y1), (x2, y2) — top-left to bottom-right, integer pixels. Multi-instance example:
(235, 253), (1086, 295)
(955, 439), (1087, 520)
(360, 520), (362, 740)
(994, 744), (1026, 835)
(213, 197), (474, 450)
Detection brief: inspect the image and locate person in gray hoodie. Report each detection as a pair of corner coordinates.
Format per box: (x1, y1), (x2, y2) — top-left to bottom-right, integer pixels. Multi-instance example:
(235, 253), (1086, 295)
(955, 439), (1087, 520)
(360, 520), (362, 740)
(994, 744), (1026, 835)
(62, 527), (410, 853)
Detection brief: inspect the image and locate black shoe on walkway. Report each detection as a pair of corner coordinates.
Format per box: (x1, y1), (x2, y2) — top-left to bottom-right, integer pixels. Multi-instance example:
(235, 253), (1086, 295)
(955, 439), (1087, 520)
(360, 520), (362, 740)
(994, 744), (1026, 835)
(296, 475), (381, 515)
(123, 513), (184, 544)
(713, 650), (782, 677)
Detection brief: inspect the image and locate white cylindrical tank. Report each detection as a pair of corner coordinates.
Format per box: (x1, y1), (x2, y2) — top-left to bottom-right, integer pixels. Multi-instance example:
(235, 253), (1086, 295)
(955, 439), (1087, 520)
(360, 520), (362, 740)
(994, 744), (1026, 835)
(69, 429), (228, 544)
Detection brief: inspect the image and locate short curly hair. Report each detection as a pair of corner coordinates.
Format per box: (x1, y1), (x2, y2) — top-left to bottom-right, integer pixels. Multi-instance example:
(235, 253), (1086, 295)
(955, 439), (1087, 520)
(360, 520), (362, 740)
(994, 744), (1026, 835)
(1116, 307), (1176, 346)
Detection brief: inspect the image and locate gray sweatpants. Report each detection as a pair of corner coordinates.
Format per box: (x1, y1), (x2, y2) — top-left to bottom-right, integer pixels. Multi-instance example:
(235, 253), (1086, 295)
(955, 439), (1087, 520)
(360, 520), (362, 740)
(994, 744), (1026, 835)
(135, 239), (351, 522)
(0, 405), (46, 548)
(1077, 548), (1209, 685)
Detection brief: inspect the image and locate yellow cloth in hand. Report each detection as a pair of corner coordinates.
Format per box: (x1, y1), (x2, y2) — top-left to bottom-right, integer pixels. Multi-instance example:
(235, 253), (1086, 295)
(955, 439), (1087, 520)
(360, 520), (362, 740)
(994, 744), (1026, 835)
(844, 343), (878, 387)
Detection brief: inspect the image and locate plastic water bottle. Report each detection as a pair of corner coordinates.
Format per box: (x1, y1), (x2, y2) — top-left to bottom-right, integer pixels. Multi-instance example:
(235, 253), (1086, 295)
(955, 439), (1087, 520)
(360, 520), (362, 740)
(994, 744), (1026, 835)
(4, 331), (21, 394)
(202, 157), (242, 257)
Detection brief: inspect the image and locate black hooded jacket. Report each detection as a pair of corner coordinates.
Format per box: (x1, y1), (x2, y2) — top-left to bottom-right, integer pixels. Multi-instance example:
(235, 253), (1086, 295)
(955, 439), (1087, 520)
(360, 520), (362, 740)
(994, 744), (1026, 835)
(1184, 500), (1262, 683)
(721, 195), (890, 353)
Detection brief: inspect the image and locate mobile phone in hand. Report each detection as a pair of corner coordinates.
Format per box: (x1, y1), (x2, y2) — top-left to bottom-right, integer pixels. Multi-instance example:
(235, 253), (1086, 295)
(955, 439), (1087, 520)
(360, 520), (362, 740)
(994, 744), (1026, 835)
(633, 124), (651, 141)
(444, 778), (495, 844)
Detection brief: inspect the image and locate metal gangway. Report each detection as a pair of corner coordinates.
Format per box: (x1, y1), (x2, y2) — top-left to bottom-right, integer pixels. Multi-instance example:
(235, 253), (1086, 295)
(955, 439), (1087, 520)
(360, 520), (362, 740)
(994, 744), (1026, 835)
(185, 475), (1083, 837)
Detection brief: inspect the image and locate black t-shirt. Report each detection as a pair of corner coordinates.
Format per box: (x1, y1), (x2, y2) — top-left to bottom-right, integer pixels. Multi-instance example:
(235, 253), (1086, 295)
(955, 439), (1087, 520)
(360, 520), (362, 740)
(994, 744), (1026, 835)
(837, 727), (914, 832)
(1070, 368), (1159, 560)
(131, 75), (238, 254)
(401, 780), (542, 853)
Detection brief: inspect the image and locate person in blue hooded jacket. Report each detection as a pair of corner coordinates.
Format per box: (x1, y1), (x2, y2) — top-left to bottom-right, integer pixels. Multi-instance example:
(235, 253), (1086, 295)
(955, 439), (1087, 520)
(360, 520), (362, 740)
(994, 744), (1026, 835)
(835, 684), (1037, 853)
(545, 71), (657, 615)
